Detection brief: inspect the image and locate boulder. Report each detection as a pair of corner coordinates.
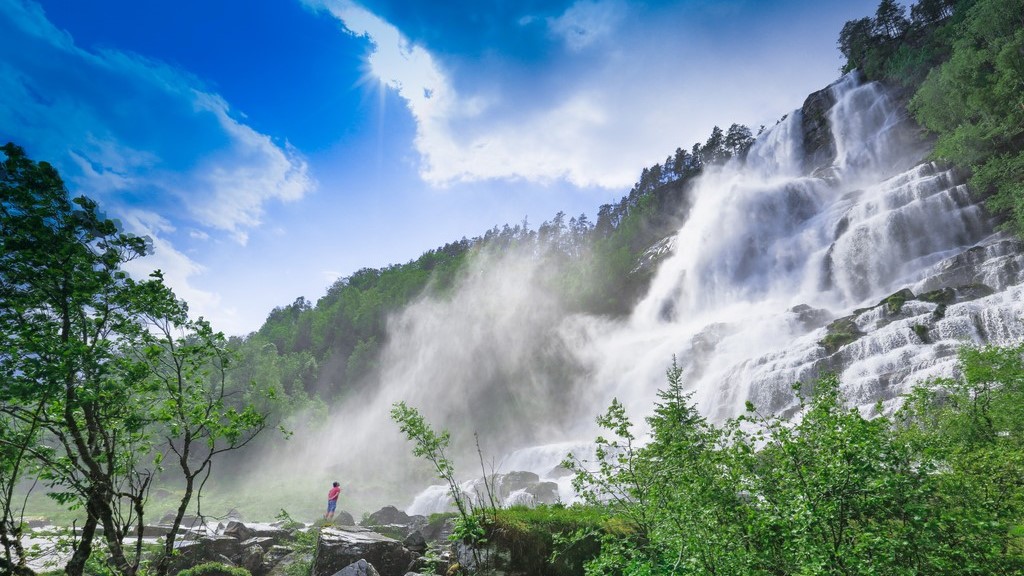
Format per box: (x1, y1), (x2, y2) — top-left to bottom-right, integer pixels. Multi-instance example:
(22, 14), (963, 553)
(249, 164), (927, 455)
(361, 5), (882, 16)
(402, 530), (427, 554)
(361, 506), (411, 527)
(331, 510), (356, 526)
(160, 512), (204, 528)
(331, 558), (382, 576)
(239, 544), (265, 575)
(240, 536), (277, 551)
(312, 526), (418, 576)
(526, 481), (559, 505)
(167, 536), (241, 576)
(267, 550), (312, 576)
(175, 535), (242, 561)
(265, 545), (296, 565)
(223, 520), (257, 541)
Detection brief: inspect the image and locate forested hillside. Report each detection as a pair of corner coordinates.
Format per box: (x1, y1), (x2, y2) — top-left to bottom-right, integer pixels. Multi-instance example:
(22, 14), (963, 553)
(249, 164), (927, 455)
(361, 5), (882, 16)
(241, 124), (756, 403)
(839, 0), (1023, 229)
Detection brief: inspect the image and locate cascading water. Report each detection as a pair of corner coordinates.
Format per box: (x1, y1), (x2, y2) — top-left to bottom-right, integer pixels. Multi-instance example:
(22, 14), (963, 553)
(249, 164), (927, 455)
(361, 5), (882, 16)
(402, 72), (1024, 514)
(574, 72), (1009, 426)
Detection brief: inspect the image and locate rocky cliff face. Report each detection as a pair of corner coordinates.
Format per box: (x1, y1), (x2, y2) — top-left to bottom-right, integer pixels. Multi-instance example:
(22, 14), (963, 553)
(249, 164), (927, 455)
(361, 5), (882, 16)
(799, 84), (838, 175)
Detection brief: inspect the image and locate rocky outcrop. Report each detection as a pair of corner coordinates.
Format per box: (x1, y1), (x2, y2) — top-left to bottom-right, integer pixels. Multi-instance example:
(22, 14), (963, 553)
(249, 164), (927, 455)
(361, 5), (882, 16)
(800, 84), (838, 175)
(311, 526), (418, 576)
(167, 520), (301, 576)
(168, 536), (243, 575)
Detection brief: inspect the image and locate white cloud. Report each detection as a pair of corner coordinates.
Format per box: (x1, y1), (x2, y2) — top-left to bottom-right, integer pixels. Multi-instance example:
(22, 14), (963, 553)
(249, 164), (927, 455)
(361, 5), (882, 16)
(547, 0), (625, 51)
(308, 0), (873, 192)
(0, 0), (319, 333)
(0, 0), (315, 242)
(118, 210), (223, 324)
(184, 91), (314, 244)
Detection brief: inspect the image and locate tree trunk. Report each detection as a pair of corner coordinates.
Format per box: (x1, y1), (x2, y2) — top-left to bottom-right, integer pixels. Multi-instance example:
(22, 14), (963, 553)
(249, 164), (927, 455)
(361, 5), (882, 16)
(65, 509), (99, 576)
(155, 473), (195, 576)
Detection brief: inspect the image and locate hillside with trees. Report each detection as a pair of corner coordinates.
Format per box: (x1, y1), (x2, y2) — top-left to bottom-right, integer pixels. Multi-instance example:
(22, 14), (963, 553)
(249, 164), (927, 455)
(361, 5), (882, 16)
(3, 0), (1024, 573)
(243, 122), (756, 404)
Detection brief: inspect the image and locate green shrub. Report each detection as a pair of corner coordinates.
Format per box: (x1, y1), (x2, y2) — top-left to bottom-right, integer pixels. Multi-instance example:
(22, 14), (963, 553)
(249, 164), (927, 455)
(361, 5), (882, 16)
(174, 562), (252, 576)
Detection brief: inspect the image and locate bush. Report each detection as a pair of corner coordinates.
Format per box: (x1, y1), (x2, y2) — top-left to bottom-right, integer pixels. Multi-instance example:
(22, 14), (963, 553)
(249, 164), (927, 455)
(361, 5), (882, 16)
(174, 562), (251, 576)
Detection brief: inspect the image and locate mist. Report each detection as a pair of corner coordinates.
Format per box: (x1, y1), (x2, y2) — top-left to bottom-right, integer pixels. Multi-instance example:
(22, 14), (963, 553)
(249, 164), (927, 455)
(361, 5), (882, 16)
(233, 73), (1024, 517)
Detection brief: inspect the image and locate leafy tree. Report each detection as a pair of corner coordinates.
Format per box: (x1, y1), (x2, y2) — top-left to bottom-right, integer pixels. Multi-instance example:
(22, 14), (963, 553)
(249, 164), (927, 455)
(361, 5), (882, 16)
(910, 0), (1024, 231)
(874, 0), (910, 37)
(0, 410), (40, 576)
(724, 123), (755, 160)
(0, 142), (165, 575)
(0, 143), (273, 576)
(137, 314), (271, 576)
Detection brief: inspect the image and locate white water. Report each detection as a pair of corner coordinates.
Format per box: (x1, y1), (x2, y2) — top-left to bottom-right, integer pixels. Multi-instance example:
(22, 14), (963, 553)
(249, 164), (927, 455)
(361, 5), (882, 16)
(573, 74), (1005, 425)
(400, 73), (1024, 514)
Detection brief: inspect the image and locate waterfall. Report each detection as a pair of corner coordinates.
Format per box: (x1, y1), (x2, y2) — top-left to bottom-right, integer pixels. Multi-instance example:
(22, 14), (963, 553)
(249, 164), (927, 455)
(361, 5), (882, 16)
(576, 74), (1012, 425)
(292, 73), (1024, 516)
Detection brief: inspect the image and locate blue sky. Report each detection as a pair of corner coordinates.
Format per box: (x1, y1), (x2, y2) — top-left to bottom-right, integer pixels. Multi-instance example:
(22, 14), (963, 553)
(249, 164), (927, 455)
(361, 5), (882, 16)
(1, 0), (879, 335)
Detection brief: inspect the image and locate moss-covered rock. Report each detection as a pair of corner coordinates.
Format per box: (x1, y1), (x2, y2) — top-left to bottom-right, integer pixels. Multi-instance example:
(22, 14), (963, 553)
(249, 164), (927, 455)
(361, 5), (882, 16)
(918, 287), (956, 305)
(484, 505), (614, 576)
(879, 288), (915, 314)
(820, 315), (865, 354)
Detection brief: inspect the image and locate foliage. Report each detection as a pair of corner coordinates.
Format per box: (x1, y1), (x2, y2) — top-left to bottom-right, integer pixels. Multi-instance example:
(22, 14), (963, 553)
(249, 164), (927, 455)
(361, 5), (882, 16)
(391, 402), (495, 573)
(141, 317), (272, 576)
(0, 144), (276, 576)
(567, 347), (1024, 575)
(173, 562), (251, 576)
(391, 402), (469, 520)
(910, 0), (1024, 232)
(0, 141), (167, 576)
(839, 0), (1024, 234)
(489, 505), (609, 576)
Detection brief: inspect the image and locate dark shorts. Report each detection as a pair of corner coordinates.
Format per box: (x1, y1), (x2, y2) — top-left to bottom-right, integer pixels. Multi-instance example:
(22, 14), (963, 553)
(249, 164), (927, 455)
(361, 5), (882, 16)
(327, 499), (337, 512)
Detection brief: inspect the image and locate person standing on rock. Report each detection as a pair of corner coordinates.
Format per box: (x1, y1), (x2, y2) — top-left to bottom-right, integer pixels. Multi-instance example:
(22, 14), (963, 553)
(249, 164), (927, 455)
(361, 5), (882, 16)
(325, 481), (341, 520)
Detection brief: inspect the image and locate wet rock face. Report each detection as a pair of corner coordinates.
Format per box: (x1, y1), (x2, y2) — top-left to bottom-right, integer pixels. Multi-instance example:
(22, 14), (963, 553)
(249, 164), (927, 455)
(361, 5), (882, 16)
(800, 85), (838, 175)
(311, 526), (418, 576)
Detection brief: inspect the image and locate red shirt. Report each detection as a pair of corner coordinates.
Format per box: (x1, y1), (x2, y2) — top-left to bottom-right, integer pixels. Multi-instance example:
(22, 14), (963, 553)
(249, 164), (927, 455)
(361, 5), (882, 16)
(328, 486), (341, 501)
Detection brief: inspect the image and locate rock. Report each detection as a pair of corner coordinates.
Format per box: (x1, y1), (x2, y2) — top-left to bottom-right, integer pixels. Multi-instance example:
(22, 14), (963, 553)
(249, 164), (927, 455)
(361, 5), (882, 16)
(331, 511), (356, 526)
(248, 525), (293, 542)
(402, 530), (427, 554)
(800, 83), (838, 174)
(526, 481), (559, 505)
(160, 512), (203, 528)
(175, 535), (242, 560)
(361, 506), (412, 527)
(819, 315), (865, 355)
(330, 558), (382, 576)
(141, 524), (174, 538)
(267, 550), (313, 576)
(241, 536), (277, 551)
(419, 516), (454, 545)
(239, 544), (265, 574)
(878, 288), (915, 314)
(223, 520), (257, 541)
(312, 526), (418, 576)
(265, 545), (296, 565)
(790, 304), (833, 331)
(168, 536), (242, 575)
